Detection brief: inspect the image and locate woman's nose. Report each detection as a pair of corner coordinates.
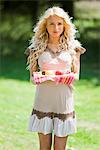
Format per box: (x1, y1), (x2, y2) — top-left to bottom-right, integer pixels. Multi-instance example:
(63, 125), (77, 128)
(54, 24), (59, 31)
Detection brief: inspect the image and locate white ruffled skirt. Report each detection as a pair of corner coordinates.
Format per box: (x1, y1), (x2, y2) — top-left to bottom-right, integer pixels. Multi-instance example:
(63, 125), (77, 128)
(28, 112), (77, 137)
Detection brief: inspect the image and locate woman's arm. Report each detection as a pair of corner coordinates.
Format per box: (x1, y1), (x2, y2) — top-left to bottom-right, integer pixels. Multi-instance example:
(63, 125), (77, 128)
(71, 51), (81, 80)
(30, 63), (39, 85)
(72, 47), (86, 80)
(29, 49), (38, 84)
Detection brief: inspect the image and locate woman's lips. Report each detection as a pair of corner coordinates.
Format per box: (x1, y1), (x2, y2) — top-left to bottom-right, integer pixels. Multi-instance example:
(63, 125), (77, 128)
(53, 31), (59, 33)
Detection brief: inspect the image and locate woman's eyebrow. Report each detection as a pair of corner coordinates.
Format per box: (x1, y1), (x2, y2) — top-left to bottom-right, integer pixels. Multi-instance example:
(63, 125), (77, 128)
(49, 21), (63, 23)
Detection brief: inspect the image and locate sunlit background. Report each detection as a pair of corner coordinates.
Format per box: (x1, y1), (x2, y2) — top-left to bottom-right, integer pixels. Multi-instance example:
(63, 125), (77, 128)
(0, 0), (100, 150)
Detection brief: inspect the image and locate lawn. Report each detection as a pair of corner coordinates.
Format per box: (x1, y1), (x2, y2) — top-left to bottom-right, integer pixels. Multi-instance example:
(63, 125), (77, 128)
(0, 60), (100, 150)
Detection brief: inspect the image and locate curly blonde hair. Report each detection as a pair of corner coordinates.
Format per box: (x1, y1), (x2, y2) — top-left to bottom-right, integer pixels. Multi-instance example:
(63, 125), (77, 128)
(25, 6), (85, 71)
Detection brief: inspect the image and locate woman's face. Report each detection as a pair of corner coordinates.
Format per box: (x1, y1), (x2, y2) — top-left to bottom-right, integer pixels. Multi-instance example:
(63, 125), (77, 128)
(46, 15), (64, 38)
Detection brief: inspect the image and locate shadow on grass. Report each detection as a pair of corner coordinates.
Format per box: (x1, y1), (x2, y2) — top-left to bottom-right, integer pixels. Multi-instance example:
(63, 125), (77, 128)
(0, 55), (29, 81)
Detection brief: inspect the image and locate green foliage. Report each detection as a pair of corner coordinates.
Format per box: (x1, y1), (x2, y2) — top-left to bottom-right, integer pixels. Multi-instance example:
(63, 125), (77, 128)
(0, 2), (100, 64)
(74, 1), (100, 64)
(75, 1), (100, 19)
(0, 14), (32, 40)
(0, 14), (33, 56)
(74, 18), (100, 63)
(74, 19), (100, 39)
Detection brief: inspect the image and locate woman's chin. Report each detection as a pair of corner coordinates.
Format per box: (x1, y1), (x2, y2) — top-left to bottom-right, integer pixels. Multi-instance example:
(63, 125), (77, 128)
(51, 34), (60, 38)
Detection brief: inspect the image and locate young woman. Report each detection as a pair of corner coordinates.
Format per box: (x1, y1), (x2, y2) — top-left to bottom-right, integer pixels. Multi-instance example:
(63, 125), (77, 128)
(25, 6), (86, 150)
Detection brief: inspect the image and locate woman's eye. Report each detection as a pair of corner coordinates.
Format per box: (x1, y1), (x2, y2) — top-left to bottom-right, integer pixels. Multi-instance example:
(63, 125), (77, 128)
(50, 23), (54, 25)
(49, 22), (63, 26)
(58, 22), (62, 25)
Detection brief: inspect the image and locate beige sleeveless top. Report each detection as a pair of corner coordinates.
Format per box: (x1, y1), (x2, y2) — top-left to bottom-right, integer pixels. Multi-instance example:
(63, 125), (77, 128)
(38, 49), (72, 72)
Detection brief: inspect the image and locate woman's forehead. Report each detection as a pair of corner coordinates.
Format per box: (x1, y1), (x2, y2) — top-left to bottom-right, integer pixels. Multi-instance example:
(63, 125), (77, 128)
(46, 15), (63, 22)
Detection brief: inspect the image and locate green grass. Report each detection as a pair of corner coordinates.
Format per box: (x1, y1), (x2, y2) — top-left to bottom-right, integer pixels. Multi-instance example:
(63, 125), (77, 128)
(0, 61), (100, 150)
(0, 79), (39, 150)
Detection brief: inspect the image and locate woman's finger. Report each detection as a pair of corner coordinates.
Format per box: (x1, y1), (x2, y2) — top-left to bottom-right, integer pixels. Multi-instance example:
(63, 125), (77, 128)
(67, 75), (74, 85)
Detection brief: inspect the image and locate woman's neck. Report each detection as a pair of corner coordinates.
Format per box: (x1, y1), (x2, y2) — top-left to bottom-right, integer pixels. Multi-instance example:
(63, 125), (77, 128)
(48, 36), (60, 44)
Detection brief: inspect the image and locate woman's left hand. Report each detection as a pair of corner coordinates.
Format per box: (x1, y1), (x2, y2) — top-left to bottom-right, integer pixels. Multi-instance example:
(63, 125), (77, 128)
(61, 74), (75, 85)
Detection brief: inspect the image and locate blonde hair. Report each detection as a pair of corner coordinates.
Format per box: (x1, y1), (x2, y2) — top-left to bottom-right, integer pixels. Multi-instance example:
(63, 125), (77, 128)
(25, 6), (83, 71)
